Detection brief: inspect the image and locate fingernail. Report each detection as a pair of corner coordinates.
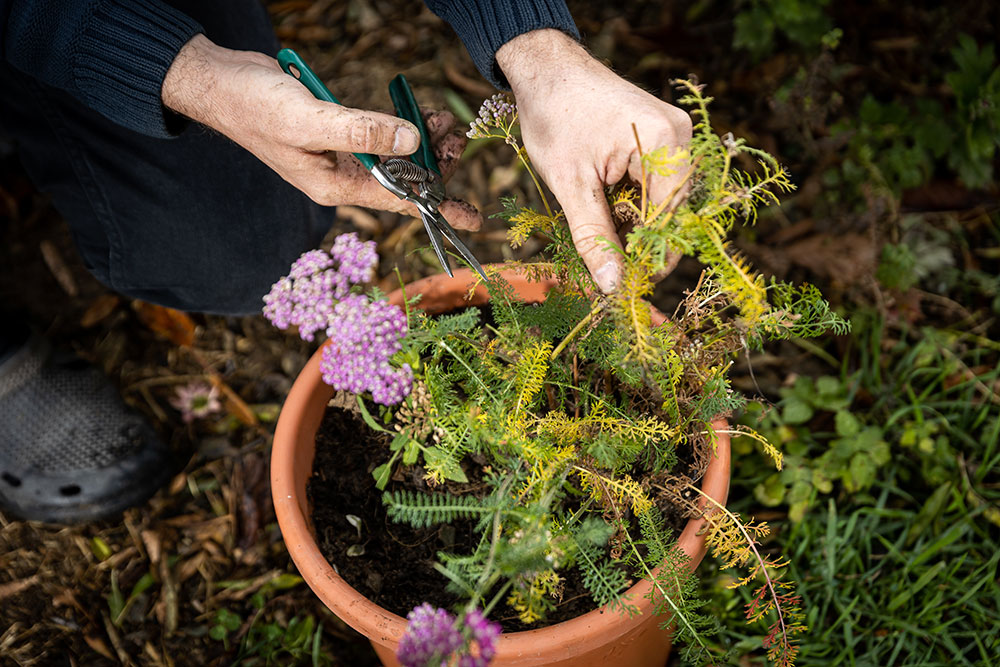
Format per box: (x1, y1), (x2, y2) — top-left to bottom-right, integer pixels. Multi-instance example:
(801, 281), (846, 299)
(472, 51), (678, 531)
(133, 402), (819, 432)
(393, 127), (417, 154)
(594, 261), (620, 293)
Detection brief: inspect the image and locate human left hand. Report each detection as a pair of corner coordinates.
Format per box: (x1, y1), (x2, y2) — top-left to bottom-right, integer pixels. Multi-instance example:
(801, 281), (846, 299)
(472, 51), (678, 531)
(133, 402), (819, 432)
(497, 29), (692, 293)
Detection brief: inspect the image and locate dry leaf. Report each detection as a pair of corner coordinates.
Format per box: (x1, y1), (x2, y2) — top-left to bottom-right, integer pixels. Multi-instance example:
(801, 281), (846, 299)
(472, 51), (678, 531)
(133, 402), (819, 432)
(40, 240), (78, 296)
(80, 294), (121, 328)
(207, 373), (259, 426)
(132, 301), (196, 347)
(83, 634), (116, 660)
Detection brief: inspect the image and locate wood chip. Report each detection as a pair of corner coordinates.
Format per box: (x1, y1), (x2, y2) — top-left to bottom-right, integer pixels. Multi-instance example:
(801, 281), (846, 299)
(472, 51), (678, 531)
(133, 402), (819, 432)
(141, 530), (162, 569)
(0, 574), (39, 602)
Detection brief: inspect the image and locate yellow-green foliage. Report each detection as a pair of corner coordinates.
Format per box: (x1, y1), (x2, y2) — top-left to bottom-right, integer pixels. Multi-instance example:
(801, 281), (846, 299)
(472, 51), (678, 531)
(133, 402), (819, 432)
(507, 570), (562, 624)
(376, 80), (846, 666)
(505, 340), (552, 439)
(577, 467), (654, 515)
(535, 402), (678, 450)
(507, 208), (562, 248)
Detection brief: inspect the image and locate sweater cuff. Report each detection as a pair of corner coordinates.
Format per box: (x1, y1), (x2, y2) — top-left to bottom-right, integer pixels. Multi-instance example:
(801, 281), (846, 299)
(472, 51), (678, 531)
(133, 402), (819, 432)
(427, 0), (580, 89)
(73, 0), (203, 138)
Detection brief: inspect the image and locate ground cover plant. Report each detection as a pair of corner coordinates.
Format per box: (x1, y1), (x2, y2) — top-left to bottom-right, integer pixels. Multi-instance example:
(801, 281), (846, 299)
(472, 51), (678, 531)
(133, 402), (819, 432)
(263, 82), (849, 666)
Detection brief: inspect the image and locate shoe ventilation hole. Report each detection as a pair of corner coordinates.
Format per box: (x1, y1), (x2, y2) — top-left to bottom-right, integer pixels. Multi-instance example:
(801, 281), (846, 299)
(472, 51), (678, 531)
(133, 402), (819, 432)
(59, 484), (82, 497)
(1, 472), (21, 488)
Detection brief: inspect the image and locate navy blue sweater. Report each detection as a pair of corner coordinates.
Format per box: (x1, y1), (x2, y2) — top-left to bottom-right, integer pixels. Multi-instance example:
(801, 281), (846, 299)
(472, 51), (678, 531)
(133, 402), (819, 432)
(0, 0), (578, 138)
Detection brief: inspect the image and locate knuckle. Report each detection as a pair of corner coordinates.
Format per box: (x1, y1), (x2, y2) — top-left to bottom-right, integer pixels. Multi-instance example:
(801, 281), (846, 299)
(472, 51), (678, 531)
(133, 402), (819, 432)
(350, 117), (387, 154)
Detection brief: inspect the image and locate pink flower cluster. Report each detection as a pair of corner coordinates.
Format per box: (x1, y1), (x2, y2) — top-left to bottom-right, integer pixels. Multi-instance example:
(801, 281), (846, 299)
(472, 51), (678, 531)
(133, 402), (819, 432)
(320, 294), (412, 405)
(263, 234), (412, 405)
(396, 604), (501, 667)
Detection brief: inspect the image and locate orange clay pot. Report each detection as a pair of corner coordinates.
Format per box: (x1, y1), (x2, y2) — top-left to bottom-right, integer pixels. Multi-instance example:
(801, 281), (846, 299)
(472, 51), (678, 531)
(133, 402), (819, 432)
(272, 266), (731, 667)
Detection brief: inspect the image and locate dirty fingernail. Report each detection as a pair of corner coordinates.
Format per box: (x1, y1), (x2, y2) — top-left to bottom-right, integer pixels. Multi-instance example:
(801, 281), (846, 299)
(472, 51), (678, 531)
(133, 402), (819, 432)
(393, 127), (418, 154)
(594, 261), (620, 293)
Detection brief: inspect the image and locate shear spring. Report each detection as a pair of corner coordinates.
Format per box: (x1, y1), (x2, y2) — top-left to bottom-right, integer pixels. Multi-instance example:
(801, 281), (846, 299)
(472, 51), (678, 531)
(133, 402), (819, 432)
(383, 158), (428, 183)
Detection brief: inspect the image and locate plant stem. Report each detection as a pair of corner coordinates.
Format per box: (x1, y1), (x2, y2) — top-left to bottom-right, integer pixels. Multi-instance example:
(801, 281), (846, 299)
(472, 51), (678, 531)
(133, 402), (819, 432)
(515, 144), (553, 218)
(685, 484), (792, 656)
(438, 339), (495, 401)
(550, 299), (604, 361)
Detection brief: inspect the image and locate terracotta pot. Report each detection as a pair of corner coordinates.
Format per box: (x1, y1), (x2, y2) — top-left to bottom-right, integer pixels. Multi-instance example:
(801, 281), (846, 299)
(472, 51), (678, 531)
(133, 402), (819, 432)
(272, 266), (731, 667)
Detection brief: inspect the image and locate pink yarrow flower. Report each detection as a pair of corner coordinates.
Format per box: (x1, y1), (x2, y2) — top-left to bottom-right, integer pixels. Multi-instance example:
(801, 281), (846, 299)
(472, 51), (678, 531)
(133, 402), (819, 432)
(262, 234), (377, 342)
(170, 381), (222, 423)
(263, 233), (412, 406)
(397, 604), (501, 667)
(320, 294), (412, 406)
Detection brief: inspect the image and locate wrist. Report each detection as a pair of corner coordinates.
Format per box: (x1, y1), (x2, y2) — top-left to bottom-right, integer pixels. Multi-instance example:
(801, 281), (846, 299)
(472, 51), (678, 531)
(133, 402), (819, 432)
(161, 34), (272, 130)
(496, 29), (597, 93)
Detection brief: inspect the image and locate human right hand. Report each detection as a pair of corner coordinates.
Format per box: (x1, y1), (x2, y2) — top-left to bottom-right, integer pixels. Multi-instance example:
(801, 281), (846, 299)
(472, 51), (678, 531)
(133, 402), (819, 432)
(497, 30), (692, 293)
(162, 34), (481, 231)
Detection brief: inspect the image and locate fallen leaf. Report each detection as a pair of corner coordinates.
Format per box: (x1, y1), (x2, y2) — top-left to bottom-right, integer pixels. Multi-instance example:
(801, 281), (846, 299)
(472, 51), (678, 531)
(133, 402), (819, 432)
(785, 232), (878, 286)
(80, 294), (121, 328)
(336, 205), (381, 233)
(133, 301), (196, 347)
(84, 634), (116, 660)
(40, 240), (78, 296)
(207, 373), (259, 426)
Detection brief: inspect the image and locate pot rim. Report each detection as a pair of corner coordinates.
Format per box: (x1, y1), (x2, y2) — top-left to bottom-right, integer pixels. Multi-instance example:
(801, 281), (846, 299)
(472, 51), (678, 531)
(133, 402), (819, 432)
(272, 265), (731, 659)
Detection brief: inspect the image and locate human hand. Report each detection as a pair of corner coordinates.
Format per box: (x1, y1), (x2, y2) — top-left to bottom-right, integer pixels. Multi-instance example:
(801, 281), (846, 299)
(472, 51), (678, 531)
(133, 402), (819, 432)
(162, 35), (481, 231)
(496, 30), (692, 293)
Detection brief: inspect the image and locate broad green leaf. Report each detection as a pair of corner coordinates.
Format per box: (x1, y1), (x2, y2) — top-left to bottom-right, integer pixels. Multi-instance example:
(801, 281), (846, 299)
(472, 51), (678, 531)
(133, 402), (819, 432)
(755, 473), (786, 506)
(834, 410), (861, 437)
(781, 397), (813, 425)
(846, 452), (876, 492)
(372, 462), (392, 490)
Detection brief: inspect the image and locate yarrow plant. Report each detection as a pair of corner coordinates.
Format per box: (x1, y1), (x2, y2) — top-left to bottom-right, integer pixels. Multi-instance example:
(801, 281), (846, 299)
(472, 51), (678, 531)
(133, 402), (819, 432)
(266, 82), (848, 666)
(263, 233), (412, 405)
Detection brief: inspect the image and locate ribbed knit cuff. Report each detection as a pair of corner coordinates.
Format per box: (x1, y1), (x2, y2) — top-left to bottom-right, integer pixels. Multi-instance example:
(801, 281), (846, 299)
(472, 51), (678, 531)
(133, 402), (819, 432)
(73, 0), (203, 138)
(426, 0), (580, 89)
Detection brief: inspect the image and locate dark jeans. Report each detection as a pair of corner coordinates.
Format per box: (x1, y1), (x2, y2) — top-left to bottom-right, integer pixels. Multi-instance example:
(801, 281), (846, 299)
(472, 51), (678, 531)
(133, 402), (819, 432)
(0, 0), (333, 316)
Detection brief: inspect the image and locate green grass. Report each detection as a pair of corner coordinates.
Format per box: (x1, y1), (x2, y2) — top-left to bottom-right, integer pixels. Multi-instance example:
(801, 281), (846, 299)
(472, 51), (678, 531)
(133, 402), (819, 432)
(704, 299), (1000, 665)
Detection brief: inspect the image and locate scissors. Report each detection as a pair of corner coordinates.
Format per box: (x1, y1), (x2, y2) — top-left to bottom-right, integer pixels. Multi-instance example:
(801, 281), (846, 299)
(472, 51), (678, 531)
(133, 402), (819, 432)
(277, 49), (487, 281)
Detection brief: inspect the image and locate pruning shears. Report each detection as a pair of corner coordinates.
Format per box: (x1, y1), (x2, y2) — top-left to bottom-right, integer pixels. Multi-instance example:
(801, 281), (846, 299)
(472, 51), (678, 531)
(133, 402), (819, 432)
(277, 49), (487, 281)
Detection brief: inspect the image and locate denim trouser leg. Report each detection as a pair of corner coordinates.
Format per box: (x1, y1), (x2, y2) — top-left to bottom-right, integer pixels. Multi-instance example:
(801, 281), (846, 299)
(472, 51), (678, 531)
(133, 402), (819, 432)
(0, 1), (334, 315)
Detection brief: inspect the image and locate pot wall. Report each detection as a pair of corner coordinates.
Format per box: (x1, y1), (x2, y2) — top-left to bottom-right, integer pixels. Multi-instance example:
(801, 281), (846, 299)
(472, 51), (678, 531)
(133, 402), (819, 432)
(272, 266), (731, 666)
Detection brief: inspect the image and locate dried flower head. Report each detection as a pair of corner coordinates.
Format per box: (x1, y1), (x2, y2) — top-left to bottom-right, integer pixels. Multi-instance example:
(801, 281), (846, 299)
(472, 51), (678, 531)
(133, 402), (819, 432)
(169, 381), (222, 423)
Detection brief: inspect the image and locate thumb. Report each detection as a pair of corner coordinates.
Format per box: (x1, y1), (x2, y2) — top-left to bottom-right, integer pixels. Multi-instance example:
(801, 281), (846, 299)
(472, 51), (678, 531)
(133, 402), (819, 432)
(300, 104), (420, 156)
(560, 184), (624, 294)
